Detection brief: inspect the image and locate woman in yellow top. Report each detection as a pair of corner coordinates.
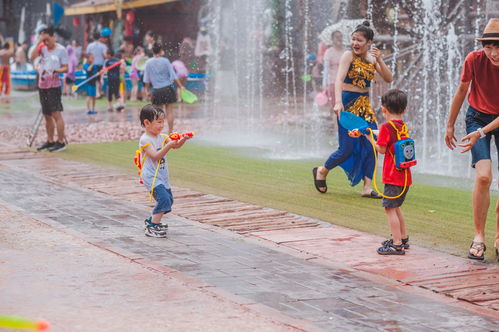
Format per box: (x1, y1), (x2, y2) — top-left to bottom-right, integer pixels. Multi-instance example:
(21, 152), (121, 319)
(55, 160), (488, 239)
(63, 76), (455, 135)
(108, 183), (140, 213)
(313, 21), (393, 197)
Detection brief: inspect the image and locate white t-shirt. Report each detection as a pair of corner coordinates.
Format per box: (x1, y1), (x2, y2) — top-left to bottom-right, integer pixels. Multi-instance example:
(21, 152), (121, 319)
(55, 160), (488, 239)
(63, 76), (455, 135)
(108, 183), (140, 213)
(37, 43), (68, 89)
(86, 41), (107, 66)
(139, 133), (170, 191)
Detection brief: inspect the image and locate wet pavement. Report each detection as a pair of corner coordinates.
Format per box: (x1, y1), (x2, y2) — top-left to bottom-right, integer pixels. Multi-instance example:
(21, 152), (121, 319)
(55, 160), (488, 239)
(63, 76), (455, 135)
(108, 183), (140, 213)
(0, 148), (498, 331)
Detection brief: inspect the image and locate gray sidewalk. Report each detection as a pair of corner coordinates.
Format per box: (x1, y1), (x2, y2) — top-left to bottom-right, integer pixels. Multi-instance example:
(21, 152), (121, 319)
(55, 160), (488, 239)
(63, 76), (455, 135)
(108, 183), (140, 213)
(0, 153), (497, 331)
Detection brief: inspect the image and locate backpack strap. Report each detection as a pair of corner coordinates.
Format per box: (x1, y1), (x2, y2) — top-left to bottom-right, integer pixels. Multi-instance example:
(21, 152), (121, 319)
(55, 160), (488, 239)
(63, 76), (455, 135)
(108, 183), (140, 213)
(388, 120), (410, 140)
(134, 142), (152, 183)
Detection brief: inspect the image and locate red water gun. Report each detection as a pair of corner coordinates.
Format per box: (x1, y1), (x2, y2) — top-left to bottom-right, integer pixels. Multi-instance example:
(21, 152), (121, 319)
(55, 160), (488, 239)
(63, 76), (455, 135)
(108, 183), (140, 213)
(168, 132), (195, 140)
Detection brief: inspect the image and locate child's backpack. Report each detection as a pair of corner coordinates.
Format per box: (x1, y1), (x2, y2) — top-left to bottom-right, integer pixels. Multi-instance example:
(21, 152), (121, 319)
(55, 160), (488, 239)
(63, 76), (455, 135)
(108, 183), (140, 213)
(388, 121), (417, 170)
(134, 142), (152, 184)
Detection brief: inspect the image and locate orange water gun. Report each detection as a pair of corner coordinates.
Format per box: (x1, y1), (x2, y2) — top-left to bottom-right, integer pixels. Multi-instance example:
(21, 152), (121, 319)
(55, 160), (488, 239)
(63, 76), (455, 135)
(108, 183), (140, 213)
(167, 132), (195, 141)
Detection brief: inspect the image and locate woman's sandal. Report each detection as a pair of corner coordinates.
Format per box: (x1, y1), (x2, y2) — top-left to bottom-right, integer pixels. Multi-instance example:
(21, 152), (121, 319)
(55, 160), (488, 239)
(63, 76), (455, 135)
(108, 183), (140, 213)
(381, 237), (410, 249)
(312, 167), (327, 194)
(467, 241), (486, 261)
(377, 243), (405, 255)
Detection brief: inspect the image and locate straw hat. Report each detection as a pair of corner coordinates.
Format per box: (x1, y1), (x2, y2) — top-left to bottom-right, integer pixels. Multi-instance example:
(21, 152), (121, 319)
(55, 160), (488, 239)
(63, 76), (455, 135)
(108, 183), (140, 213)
(476, 18), (499, 41)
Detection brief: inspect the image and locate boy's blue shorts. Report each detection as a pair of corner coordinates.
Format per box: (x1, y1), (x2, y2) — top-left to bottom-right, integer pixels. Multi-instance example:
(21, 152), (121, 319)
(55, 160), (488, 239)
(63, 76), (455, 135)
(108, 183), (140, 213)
(152, 184), (173, 215)
(87, 85), (96, 97)
(465, 106), (499, 168)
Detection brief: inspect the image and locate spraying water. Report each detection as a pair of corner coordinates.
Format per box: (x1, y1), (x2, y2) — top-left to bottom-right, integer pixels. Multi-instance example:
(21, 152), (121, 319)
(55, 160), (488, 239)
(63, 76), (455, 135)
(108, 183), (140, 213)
(202, 0), (489, 178)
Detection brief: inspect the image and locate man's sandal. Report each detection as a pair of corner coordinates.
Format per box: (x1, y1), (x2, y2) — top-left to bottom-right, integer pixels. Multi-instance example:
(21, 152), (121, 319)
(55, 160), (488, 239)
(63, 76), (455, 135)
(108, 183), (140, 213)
(467, 241), (486, 260)
(377, 243), (405, 255)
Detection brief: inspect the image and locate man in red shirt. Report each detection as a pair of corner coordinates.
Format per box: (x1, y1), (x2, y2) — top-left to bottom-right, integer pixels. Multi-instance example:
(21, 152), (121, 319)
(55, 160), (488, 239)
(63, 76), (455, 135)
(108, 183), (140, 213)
(367, 89), (412, 255)
(445, 18), (499, 261)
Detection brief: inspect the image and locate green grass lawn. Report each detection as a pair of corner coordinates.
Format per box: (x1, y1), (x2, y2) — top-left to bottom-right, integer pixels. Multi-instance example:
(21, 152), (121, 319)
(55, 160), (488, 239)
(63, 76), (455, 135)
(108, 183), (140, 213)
(54, 140), (498, 261)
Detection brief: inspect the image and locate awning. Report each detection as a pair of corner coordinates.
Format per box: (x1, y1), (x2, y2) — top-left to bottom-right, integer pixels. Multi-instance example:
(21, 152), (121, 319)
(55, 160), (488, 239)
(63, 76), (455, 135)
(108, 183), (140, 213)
(65, 0), (178, 16)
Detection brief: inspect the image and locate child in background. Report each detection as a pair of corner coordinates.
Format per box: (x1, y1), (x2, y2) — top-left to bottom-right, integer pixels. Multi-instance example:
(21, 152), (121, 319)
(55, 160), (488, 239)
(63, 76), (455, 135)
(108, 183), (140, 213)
(63, 45), (77, 95)
(83, 54), (98, 115)
(104, 49), (124, 112)
(366, 89), (412, 255)
(138, 104), (190, 237)
(172, 59), (189, 101)
(130, 46), (145, 101)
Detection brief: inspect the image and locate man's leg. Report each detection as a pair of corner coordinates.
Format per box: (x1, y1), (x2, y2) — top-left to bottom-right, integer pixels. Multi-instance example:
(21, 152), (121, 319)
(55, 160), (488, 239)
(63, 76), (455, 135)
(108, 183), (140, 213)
(51, 111), (65, 143)
(470, 159), (492, 256)
(164, 104), (174, 134)
(43, 114), (55, 142)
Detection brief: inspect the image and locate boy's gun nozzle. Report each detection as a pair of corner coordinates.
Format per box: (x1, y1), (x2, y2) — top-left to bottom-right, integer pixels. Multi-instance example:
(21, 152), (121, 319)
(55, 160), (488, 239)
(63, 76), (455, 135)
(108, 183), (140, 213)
(168, 132), (195, 141)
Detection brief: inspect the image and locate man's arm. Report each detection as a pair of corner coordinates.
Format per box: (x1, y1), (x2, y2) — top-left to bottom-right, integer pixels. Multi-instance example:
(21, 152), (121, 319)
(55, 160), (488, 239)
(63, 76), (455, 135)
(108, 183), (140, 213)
(55, 64), (68, 73)
(29, 39), (43, 62)
(445, 81), (470, 150)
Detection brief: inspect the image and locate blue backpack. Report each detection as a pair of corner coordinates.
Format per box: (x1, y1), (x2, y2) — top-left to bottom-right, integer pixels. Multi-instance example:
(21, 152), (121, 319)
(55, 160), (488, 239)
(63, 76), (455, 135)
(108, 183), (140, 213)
(388, 121), (417, 170)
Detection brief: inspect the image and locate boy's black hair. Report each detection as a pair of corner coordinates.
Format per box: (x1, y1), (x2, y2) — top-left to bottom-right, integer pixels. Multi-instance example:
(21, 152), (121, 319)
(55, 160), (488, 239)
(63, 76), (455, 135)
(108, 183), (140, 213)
(40, 26), (55, 36)
(93, 31), (101, 41)
(482, 40), (499, 47)
(2, 43), (9, 49)
(106, 48), (114, 56)
(86, 53), (94, 59)
(352, 20), (374, 41)
(381, 89), (407, 115)
(152, 42), (163, 55)
(140, 104), (165, 126)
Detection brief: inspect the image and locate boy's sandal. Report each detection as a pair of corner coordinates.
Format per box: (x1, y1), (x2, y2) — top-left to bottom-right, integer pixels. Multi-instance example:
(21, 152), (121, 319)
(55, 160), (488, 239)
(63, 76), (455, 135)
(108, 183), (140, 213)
(312, 167), (327, 194)
(377, 243), (405, 255)
(381, 237), (410, 249)
(467, 241), (486, 260)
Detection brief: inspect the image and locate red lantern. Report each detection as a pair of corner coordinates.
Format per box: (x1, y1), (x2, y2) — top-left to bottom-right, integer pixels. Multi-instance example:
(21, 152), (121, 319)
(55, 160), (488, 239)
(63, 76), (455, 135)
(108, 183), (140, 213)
(73, 16), (80, 26)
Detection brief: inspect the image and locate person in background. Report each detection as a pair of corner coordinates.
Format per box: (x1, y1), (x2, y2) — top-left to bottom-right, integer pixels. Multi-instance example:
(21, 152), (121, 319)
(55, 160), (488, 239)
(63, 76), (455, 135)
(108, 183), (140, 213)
(29, 26), (68, 152)
(143, 31), (156, 58)
(63, 45), (77, 95)
(172, 58), (189, 101)
(120, 36), (134, 60)
(86, 31), (108, 98)
(83, 53), (98, 115)
(15, 42), (28, 71)
(323, 31), (346, 105)
(104, 49), (125, 112)
(0, 42), (14, 97)
(143, 42), (185, 133)
(130, 46), (145, 101)
(72, 40), (82, 65)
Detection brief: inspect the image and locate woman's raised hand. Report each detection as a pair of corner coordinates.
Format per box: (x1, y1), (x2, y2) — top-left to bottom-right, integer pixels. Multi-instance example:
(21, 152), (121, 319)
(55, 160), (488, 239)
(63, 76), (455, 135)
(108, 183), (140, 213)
(369, 47), (381, 62)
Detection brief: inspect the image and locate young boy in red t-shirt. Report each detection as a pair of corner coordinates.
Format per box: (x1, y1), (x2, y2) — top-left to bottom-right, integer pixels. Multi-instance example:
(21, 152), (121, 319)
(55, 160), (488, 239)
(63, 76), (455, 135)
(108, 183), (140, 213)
(367, 89), (412, 255)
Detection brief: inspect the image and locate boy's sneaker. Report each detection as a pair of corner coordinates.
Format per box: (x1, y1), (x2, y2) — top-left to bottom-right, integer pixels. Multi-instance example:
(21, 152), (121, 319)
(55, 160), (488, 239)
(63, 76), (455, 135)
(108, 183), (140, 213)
(145, 223), (167, 238)
(48, 142), (67, 152)
(37, 141), (55, 151)
(144, 217), (168, 231)
(87, 110), (97, 115)
(115, 105), (125, 112)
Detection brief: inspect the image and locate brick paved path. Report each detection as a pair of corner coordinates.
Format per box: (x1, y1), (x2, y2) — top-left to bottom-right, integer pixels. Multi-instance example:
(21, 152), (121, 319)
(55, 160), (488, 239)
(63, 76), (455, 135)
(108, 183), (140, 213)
(0, 150), (498, 330)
